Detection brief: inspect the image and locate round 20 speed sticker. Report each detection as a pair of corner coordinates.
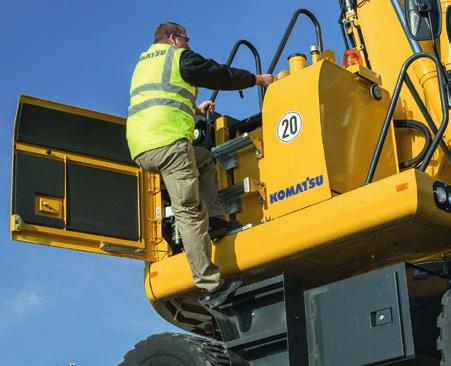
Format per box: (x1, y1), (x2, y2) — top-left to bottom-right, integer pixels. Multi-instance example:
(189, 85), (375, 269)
(277, 111), (302, 143)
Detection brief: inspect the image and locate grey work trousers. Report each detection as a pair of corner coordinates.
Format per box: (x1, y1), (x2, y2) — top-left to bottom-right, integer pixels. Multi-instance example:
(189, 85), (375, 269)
(135, 139), (225, 292)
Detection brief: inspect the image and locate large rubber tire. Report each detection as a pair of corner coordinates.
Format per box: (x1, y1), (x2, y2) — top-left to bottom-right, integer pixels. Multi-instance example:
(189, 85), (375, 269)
(437, 289), (451, 366)
(118, 333), (230, 366)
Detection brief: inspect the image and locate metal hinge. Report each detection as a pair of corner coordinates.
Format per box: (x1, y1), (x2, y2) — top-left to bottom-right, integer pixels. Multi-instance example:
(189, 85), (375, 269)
(100, 242), (146, 255)
(11, 214), (24, 232)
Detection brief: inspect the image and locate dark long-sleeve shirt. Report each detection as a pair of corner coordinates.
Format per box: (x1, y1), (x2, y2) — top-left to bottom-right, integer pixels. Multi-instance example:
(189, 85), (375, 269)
(180, 50), (256, 91)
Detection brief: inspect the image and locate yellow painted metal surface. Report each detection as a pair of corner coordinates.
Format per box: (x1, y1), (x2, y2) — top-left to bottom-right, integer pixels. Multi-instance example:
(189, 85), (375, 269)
(35, 195), (63, 219)
(11, 215), (153, 260)
(317, 49), (337, 65)
(141, 171), (169, 262)
(232, 128), (265, 227)
(11, 96), (166, 262)
(288, 54), (307, 73)
(356, 1), (418, 95)
(214, 116), (234, 196)
(260, 59), (398, 218)
(147, 169), (451, 300)
(439, 0), (451, 71)
(260, 60), (331, 220)
(345, 64), (382, 85)
(9, 3), (451, 335)
(213, 116), (265, 227)
(319, 61), (398, 193)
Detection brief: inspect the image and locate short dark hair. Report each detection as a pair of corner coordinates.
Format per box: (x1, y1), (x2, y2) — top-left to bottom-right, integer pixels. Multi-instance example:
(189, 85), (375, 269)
(154, 22), (186, 43)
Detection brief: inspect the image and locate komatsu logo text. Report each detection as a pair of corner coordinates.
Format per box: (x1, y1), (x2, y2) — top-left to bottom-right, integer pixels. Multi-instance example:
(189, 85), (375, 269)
(269, 175), (324, 204)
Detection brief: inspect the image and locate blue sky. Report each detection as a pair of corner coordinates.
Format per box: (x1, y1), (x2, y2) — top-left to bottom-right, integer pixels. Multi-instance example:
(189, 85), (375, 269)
(0, 1), (343, 365)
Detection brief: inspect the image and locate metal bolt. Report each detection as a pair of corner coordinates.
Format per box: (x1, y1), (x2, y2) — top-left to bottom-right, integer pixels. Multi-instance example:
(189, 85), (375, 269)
(370, 84), (382, 100)
(379, 314), (385, 321)
(14, 216), (23, 231)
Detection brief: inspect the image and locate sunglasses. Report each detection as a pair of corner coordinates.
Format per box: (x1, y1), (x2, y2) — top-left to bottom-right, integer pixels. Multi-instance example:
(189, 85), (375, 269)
(173, 33), (190, 42)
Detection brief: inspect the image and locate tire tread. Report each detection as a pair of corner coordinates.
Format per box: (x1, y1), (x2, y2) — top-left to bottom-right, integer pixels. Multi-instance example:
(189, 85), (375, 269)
(119, 332), (230, 366)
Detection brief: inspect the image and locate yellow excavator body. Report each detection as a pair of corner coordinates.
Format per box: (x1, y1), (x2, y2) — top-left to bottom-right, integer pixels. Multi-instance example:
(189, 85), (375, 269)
(147, 169), (450, 300)
(8, 0), (451, 363)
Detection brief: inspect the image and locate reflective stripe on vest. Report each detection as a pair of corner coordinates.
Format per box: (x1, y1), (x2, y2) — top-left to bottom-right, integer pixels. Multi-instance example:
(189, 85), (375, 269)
(129, 83), (196, 105)
(126, 44), (197, 158)
(128, 98), (195, 119)
(128, 47), (196, 117)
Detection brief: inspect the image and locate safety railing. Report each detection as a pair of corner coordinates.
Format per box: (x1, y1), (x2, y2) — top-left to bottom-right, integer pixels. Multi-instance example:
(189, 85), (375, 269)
(365, 52), (449, 185)
(205, 39), (263, 149)
(209, 40), (263, 108)
(267, 8), (323, 74)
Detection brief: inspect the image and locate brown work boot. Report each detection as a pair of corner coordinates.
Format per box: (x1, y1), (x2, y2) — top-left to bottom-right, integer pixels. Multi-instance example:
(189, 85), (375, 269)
(208, 217), (241, 241)
(199, 275), (243, 308)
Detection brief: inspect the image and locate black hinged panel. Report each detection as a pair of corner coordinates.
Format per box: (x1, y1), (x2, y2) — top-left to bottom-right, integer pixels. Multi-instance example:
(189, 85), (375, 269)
(13, 152), (65, 228)
(15, 102), (133, 164)
(304, 263), (414, 366)
(66, 162), (139, 240)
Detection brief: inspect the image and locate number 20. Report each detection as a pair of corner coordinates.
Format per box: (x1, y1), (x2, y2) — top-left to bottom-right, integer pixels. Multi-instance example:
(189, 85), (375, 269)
(281, 116), (299, 138)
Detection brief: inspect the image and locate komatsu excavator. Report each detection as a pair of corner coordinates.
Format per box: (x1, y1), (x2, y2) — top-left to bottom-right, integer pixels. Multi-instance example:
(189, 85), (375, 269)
(9, 0), (451, 364)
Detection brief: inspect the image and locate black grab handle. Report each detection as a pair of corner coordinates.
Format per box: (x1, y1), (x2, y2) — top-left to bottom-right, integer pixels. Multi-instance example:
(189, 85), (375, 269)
(205, 39), (263, 150)
(267, 8), (324, 75)
(209, 39), (263, 108)
(365, 52), (449, 184)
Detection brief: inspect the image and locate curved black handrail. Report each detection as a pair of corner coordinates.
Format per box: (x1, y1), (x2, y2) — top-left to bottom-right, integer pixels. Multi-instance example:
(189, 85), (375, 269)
(209, 39), (263, 107)
(267, 8), (323, 75)
(365, 52), (449, 184)
(205, 39), (263, 149)
(404, 75), (451, 161)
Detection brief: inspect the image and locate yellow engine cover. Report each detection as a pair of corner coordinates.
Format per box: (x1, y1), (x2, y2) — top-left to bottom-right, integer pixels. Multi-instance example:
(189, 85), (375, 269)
(261, 59), (398, 220)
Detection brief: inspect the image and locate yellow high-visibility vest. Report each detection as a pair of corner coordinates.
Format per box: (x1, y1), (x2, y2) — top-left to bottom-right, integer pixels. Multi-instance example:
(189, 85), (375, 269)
(126, 43), (198, 159)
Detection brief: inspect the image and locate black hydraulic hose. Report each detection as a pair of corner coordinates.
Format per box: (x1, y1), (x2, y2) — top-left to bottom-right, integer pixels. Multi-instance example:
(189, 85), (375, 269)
(390, 0), (450, 161)
(394, 119), (432, 169)
(365, 52), (449, 184)
(392, 0), (450, 160)
(405, 75), (451, 162)
(205, 39), (263, 150)
(267, 8), (323, 75)
(339, 8), (350, 50)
